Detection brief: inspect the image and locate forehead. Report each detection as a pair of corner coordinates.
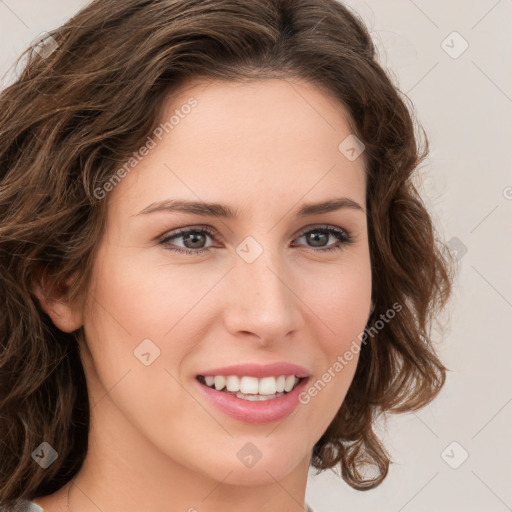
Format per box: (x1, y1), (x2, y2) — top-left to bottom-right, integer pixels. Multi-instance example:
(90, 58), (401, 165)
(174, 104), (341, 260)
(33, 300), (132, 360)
(108, 78), (366, 221)
(164, 77), (359, 158)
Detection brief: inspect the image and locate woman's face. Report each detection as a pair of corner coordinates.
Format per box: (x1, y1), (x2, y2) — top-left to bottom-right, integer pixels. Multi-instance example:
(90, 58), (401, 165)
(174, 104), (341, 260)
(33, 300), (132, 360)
(79, 78), (371, 486)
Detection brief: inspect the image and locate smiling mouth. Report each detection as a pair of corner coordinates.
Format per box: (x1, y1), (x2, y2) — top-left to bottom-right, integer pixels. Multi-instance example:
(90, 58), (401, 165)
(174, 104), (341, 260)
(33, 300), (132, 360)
(196, 375), (307, 401)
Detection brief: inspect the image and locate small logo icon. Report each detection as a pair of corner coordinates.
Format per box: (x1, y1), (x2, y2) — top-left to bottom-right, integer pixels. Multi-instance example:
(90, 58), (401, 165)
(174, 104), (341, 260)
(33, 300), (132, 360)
(31, 442), (58, 469)
(33, 32), (59, 59)
(134, 338), (161, 366)
(441, 31), (469, 59)
(237, 442), (263, 468)
(338, 134), (365, 161)
(441, 441), (469, 469)
(236, 236), (264, 263)
(443, 236), (468, 262)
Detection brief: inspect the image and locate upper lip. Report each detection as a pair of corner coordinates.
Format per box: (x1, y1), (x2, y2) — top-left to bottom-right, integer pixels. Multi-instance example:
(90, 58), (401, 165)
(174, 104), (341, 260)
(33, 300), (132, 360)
(197, 362), (310, 379)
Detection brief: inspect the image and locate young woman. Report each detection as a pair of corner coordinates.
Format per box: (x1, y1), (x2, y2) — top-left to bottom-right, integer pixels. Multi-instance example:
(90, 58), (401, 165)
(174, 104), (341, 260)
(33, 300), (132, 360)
(0, 1), (453, 511)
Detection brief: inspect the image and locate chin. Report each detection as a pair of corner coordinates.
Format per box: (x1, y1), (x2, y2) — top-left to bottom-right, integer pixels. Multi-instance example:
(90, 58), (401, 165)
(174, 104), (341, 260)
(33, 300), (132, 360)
(214, 463), (298, 487)
(209, 446), (307, 486)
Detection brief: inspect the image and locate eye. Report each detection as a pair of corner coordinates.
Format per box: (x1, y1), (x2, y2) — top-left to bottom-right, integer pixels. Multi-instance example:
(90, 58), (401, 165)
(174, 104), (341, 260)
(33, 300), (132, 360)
(158, 226), (217, 255)
(158, 224), (353, 255)
(293, 225), (353, 253)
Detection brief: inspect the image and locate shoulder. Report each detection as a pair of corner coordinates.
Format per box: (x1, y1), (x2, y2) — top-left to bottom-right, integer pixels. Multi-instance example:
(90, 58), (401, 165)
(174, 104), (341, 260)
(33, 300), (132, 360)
(0, 501), (45, 512)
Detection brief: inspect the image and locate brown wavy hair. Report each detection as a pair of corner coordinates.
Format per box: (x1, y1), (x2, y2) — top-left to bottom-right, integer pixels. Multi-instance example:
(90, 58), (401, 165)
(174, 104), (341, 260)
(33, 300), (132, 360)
(0, 0), (454, 505)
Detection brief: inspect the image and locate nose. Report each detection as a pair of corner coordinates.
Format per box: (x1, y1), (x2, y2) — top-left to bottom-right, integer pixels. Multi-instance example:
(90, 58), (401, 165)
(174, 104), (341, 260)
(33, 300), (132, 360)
(223, 247), (304, 345)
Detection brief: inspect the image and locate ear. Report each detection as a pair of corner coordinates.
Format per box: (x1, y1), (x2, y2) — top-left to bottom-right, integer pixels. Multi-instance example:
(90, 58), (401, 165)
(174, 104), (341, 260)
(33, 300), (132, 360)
(32, 269), (83, 333)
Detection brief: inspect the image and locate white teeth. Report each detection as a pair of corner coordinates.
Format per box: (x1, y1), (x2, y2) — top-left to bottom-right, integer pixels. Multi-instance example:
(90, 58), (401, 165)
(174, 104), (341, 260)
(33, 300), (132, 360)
(258, 376), (277, 395)
(213, 376), (226, 390)
(240, 376), (259, 394)
(225, 375), (240, 392)
(202, 374), (301, 395)
(284, 375), (296, 392)
(236, 391), (285, 401)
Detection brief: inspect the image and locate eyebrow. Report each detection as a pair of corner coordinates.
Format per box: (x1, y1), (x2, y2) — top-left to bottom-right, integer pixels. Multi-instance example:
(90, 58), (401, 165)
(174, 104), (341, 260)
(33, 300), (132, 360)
(136, 197), (365, 218)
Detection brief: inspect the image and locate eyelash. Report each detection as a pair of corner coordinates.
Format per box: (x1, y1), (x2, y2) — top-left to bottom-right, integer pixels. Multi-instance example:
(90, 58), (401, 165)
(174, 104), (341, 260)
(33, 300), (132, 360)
(158, 224), (354, 256)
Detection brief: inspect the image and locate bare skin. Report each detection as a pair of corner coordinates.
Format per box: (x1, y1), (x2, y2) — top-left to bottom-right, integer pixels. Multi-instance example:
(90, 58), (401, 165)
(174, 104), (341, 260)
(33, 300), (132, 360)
(34, 78), (372, 512)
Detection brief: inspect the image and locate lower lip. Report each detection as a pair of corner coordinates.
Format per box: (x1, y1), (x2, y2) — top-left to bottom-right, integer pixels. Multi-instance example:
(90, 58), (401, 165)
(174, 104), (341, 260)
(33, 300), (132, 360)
(195, 377), (309, 424)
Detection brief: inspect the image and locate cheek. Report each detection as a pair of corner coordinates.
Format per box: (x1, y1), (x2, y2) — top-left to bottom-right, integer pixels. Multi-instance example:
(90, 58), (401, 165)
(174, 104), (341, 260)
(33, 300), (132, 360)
(297, 256), (371, 411)
(82, 247), (216, 399)
(81, 253), (193, 430)
(306, 255), (372, 345)
(87, 246), (207, 339)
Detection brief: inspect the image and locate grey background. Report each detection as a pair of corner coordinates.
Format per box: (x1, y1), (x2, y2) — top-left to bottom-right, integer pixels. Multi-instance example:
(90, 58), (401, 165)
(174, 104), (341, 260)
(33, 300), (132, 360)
(1, 1), (511, 511)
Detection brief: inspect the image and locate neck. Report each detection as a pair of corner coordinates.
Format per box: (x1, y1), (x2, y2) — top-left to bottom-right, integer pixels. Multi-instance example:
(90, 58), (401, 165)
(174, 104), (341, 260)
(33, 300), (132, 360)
(51, 396), (312, 512)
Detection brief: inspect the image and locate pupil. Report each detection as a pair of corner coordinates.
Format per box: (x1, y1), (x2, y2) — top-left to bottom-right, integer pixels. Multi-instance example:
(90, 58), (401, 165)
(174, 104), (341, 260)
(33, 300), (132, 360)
(308, 232), (327, 247)
(185, 232), (204, 248)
